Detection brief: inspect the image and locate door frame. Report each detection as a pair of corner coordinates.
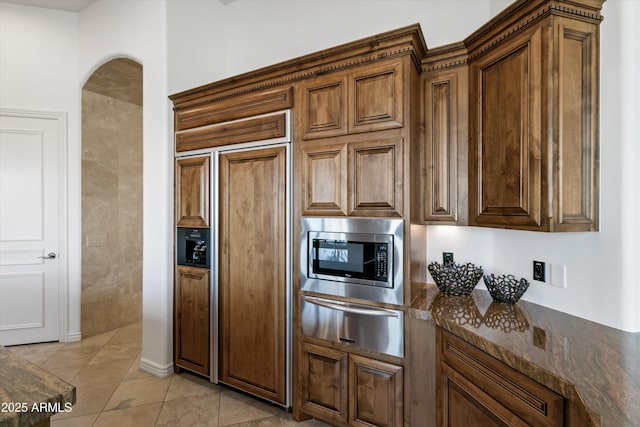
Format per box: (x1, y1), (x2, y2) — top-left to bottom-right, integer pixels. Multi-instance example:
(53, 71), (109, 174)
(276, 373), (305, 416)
(0, 108), (70, 343)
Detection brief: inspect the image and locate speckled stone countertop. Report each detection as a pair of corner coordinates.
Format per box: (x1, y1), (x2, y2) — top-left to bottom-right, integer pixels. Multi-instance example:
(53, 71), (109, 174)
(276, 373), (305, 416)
(0, 346), (75, 427)
(410, 284), (640, 427)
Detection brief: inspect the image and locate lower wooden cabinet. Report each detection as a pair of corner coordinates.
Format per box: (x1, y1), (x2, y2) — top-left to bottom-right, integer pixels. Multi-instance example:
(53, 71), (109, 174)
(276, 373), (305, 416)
(301, 342), (403, 427)
(174, 265), (210, 377)
(437, 330), (563, 427)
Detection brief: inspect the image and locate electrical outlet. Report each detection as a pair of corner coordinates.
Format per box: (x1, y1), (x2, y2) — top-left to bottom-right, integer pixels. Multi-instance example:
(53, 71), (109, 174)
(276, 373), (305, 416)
(443, 252), (454, 266)
(533, 260), (546, 282)
(550, 264), (567, 288)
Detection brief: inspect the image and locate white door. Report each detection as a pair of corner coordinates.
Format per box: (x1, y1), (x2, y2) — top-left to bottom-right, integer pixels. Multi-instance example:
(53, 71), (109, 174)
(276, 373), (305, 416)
(0, 111), (63, 345)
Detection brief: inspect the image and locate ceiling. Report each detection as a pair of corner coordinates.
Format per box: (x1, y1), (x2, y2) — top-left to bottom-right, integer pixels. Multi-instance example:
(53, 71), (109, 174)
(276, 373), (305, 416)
(2, 0), (235, 12)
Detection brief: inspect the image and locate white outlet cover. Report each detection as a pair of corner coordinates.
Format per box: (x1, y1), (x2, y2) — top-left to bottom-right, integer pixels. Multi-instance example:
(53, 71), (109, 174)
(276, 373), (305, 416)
(550, 264), (567, 288)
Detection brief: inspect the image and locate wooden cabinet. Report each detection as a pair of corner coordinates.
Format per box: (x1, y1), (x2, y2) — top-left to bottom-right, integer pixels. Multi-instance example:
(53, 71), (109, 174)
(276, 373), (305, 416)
(174, 265), (210, 376)
(420, 44), (469, 225)
(175, 156), (210, 228)
(300, 58), (404, 140)
(301, 135), (403, 217)
(468, 11), (601, 231)
(437, 330), (563, 427)
(301, 342), (403, 427)
(218, 145), (287, 405)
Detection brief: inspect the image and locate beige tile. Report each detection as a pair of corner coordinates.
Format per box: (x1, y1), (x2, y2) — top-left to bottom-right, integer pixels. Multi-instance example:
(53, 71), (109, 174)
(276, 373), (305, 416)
(51, 413), (99, 427)
(103, 376), (171, 411)
(89, 342), (141, 364)
(10, 341), (67, 356)
(223, 416), (283, 427)
(93, 403), (162, 427)
(52, 382), (119, 420)
(165, 372), (221, 402)
(43, 365), (84, 383)
(279, 415), (331, 426)
(43, 346), (102, 369)
(107, 322), (142, 345)
(122, 355), (155, 381)
(218, 389), (281, 426)
(62, 329), (117, 349)
(70, 358), (135, 386)
(19, 350), (58, 366)
(156, 395), (220, 427)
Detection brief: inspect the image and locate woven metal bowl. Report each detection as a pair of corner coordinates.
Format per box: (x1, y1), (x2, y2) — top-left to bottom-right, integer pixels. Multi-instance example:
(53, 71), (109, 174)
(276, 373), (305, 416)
(483, 274), (529, 304)
(428, 262), (483, 296)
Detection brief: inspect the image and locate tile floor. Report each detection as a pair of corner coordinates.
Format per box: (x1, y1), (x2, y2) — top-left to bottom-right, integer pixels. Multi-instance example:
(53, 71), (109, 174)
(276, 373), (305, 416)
(7, 323), (328, 427)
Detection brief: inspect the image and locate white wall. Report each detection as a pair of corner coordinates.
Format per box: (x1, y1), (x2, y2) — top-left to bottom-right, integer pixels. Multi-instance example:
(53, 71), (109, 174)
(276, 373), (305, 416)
(168, 0), (640, 332)
(0, 2), (82, 341)
(167, 0), (496, 94)
(79, 0), (173, 375)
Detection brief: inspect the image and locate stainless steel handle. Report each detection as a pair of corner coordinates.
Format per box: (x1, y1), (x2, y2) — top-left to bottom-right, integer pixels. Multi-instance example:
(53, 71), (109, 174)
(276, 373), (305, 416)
(39, 252), (57, 260)
(304, 296), (399, 318)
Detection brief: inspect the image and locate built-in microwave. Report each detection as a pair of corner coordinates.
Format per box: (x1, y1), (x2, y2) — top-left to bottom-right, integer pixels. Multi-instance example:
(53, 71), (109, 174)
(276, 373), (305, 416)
(301, 217), (403, 305)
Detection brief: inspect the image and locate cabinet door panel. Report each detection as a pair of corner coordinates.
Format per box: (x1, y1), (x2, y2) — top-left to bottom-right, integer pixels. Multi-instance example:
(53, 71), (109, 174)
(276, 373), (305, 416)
(349, 354), (403, 427)
(301, 75), (348, 139)
(349, 138), (403, 217)
(175, 156), (210, 228)
(349, 60), (404, 133)
(301, 143), (348, 216)
(219, 146), (287, 404)
(301, 342), (348, 425)
(554, 17), (599, 230)
(174, 266), (209, 376)
(470, 27), (543, 228)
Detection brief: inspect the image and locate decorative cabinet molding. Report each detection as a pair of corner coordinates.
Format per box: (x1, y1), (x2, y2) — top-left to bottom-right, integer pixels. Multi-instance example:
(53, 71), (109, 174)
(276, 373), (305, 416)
(175, 156), (210, 228)
(301, 74), (348, 140)
(174, 265), (210, 377)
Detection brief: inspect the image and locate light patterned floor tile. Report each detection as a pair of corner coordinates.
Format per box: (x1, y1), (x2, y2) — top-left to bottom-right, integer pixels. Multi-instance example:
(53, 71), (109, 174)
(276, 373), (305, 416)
(89, 342), (141, 364)
(52, 382), (119, 420)
(70, 358), (135, 386)
(50, 412), (99, 427)
(103, 376), (171, 411)
(107, 322), (141, 345)
(156, 395), (220, 427)
(165, 372), (221, 402)
(92, 403), (162, 427)
(43, 346), (102, 369)
(218, 389), (282, 426)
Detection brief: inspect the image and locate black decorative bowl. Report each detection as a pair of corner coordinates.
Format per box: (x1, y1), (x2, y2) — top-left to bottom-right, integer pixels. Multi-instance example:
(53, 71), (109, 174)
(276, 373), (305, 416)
(428, 262), (483, 296)
(483, 274), (529, 304)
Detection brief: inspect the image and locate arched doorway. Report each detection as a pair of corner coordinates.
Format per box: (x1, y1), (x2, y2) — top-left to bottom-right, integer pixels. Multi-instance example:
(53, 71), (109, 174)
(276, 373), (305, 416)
(81, 58), (143, 338)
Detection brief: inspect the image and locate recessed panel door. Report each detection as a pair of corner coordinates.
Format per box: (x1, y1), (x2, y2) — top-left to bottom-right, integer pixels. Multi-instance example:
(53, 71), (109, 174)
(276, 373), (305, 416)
(0, 112), (61, 345)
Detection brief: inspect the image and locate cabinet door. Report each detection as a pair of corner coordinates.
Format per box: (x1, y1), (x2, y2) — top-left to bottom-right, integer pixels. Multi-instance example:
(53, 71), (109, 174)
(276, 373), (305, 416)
(348, 137), (403, 217)
(437, 330), (563, 427)
(219, 146), (287, 405)
(175, 156), (210, 228)
(301, 342), (349, 425)
(174, 265), (210, 376)
(301, 142), (348, 216)
(349, 59), (404, 133)
(349, 354), (403, 427)
(422, 67), (468, 224)
(469, 26), (543, 229)
(300, 74), (348, 140)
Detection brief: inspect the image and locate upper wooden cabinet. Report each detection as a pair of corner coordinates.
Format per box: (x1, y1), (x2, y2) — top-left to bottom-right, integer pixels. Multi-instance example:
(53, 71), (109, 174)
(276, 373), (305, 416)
(175, 155), (210, 228)
(466, 1), (603, 231)
(420, 44), (469, 225)
(300, 134), (403, 217)
(300, 58), (405, 140)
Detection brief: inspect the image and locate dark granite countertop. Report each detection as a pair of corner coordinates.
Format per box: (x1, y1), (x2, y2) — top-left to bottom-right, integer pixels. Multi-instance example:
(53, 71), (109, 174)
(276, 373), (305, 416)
(410, 284), (640, 427)
(0, 346), (75, 427)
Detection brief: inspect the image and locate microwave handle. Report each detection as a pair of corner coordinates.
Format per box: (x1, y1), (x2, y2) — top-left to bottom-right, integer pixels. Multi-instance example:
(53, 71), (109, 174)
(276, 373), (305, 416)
(303, 296), (399, 318)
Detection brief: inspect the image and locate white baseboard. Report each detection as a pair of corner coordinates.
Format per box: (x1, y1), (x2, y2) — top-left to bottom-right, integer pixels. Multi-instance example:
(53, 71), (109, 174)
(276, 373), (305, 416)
(63, 332), (82, 343)
(140, 357), (174, 378)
